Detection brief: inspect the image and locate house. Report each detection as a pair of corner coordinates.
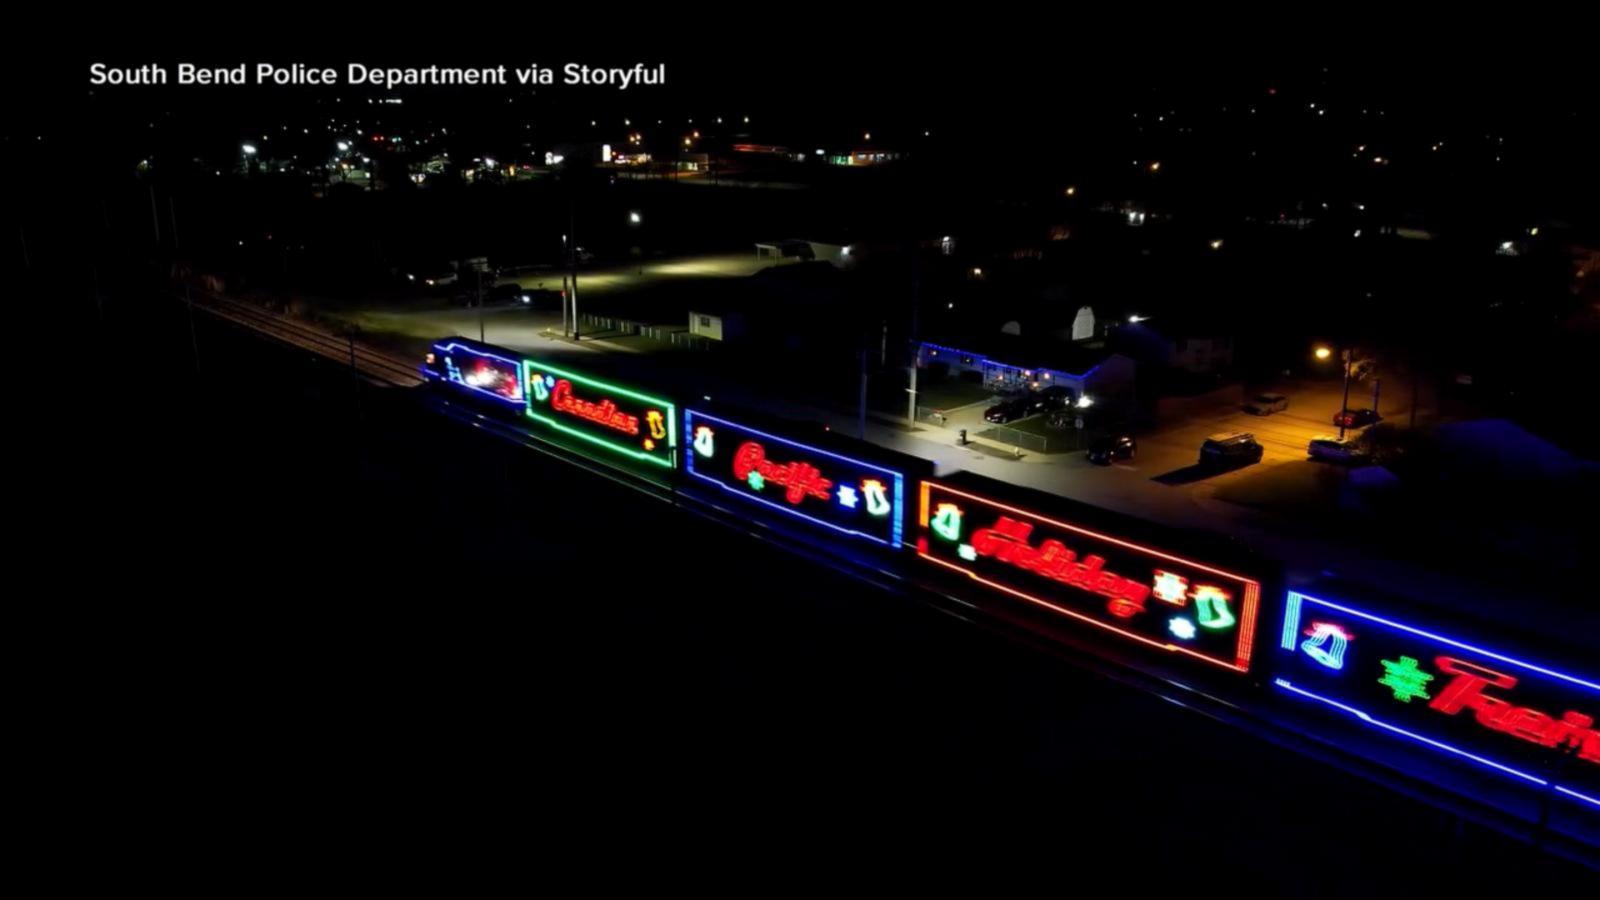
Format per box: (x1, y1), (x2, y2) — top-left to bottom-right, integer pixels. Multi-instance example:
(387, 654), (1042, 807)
(917, 334), (1137, 412)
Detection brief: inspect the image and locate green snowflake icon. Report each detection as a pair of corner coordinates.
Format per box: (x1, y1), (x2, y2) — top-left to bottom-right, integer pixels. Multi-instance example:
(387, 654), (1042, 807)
(1378, 655), (1434, 703)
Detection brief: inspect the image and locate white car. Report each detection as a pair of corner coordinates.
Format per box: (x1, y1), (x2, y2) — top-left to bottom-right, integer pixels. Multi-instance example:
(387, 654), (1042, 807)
(1307, 435), (1370, 464)
(1244, 393), (1289, 415)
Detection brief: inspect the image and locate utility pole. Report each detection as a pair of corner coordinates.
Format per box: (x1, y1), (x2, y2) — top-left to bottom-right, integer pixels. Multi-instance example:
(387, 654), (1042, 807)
(1409, 370), (1420, 429)
(858, 345), (869, 440)
(477, 269), (486, 343)
(1338, 349), (1353, 440)
(568, 202), (581, 340)
(185, 282), (201, 375)
(906, 255), (922, 425)
(149, 184), (161, 245)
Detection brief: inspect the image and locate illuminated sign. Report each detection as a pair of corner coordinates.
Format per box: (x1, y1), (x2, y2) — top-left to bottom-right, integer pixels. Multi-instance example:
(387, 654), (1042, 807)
(1275, 591), (1598, 809)
(522, 358), (675, 468)
(433, 341), (525, 406)
(684, 410), (905, 548)
(916, 481), (1261, 672)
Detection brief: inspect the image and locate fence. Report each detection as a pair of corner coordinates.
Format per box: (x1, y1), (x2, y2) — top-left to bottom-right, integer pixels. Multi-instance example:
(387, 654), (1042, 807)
(978, 422), (1085, 454)
(577, 314), (717, 351)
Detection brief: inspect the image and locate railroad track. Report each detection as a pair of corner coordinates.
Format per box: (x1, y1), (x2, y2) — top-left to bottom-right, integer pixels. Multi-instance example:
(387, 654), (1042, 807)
(177, 287), (424, 387)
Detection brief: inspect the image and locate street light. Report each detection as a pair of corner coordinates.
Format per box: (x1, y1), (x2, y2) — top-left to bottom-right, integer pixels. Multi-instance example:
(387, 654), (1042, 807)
(628, 211), (642, 225)
(1315, 344), (1354, 439)
(241, 144), (257, 155)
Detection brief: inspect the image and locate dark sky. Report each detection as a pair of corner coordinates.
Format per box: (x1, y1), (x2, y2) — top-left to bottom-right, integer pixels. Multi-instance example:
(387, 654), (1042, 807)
(7, 22), (1594, 137)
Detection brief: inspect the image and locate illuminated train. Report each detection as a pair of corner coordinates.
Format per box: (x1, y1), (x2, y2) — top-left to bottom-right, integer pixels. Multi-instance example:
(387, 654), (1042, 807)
(421, 337), (1599, 840)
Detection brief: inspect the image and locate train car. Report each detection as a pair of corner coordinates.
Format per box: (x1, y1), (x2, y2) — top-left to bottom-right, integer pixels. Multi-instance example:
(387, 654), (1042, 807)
(682, 405), (930, 553)
(1272, 579), (1598, 841)
(414, 334), (1599, 843)
(912, 469), (1275, 679)
(520, 352), (678, 475)
(420, 337), (527, 413)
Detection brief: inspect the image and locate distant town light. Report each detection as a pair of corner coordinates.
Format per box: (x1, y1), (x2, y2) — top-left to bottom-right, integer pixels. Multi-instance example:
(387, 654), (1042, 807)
(1210, 239), (1224, 250)
(337, 141), (350, 151)
(1076, 395), (1094, 409)
(1064, 186), (1077, 196)
(629, 211), (642, 224)
(1149, 161), (1161, 172)
(864, 132), (872, 141)
(1128, 314), (1146, 323)
(241, 144), (257, 155)
(971, 267), (983, 277)
(1314, 346), (1333, 361)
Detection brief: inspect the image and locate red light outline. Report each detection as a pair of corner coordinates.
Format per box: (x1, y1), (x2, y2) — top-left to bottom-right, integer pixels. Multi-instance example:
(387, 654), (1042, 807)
(917, 481), (1260, 673)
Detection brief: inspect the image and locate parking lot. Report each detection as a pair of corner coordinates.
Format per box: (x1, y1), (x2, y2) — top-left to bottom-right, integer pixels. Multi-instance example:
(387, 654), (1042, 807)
(1136, 375), (1421, 476)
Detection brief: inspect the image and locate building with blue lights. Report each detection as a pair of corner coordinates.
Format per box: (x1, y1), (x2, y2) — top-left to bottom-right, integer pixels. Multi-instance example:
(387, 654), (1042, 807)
(916, 335), (1137, 410)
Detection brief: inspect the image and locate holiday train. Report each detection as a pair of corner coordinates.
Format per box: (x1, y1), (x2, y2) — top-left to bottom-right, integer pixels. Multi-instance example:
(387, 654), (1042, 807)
(421, 336), (1599, 833)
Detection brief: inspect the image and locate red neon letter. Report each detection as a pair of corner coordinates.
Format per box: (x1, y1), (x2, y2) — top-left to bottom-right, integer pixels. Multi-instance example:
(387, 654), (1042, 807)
(1430, 657), (1519, 727)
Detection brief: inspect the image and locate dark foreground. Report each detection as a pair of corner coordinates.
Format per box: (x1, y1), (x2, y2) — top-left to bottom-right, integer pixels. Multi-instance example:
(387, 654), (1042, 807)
(35, 289), (1595, 889)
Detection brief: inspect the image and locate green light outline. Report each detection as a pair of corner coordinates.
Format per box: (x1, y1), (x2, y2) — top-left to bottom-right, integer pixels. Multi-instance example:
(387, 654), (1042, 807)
(522, 358), (677, 468)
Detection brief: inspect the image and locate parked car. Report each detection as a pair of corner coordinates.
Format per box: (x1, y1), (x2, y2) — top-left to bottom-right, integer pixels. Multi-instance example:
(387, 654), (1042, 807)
(1332, 408), (1382, 428)
(1307, 435), (1372, 464)
(1037, 385), (1074, 410)
(1244, 392), (1289, 415)
(1087, 434), (1137, 465)
(1199, 432), (1264, 468)
(489, 284), (531, 305)
(522, 287), (563, 308)
(411, 268), (457, 288)
(984, 397), (1033, 424)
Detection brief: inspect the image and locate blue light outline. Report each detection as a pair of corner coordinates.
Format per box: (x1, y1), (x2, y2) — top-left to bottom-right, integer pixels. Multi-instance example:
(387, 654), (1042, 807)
(1274, 679), (1599, 810)
(1285, 591), (1599, 692)
(684, 409), (905, 549)
(433, 341), (526, 407)
(920, 340), (1102, 381)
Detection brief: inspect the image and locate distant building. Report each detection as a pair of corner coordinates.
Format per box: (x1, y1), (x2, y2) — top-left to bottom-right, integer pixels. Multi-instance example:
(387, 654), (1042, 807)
(688, 308), (745, 342)
(827, 149), (904, 167)
(1108, 319), (1236, 376)
(731, 143), (791, 157)
(917, 335), (1137, 411)
(754, 239), (815, 262)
